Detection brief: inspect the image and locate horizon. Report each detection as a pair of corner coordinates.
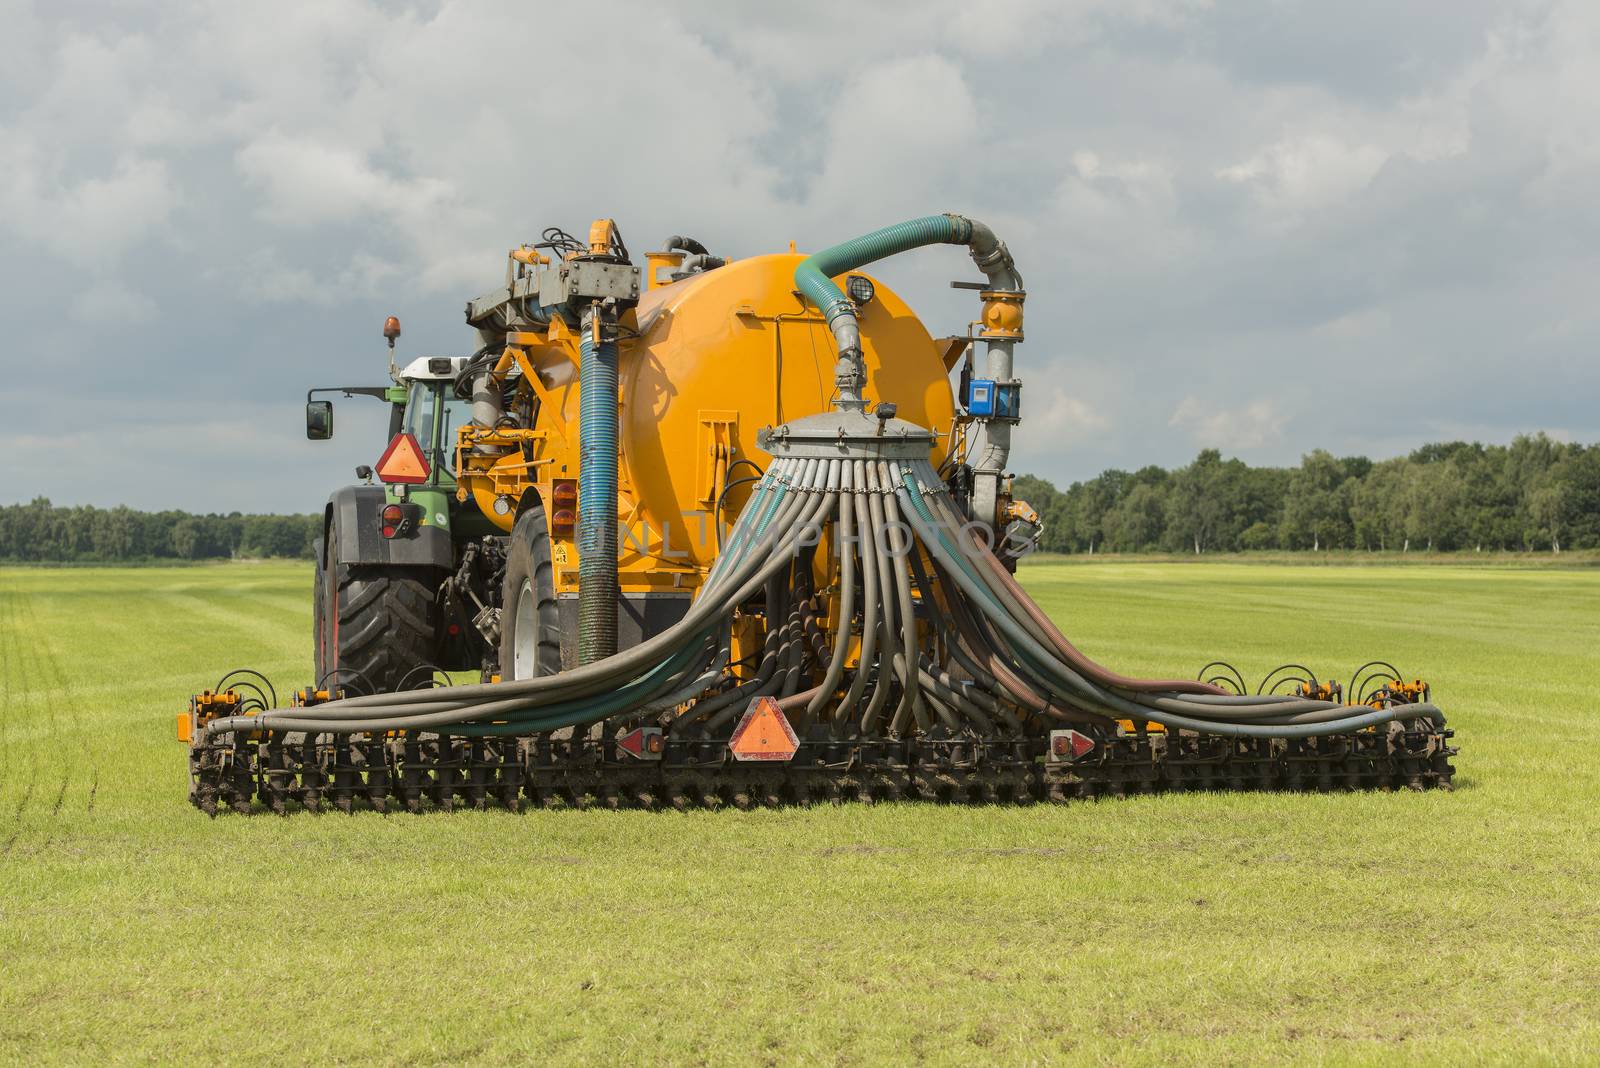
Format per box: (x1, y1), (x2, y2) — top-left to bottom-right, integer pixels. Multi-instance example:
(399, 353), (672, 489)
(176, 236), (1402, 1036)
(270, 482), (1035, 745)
(6, 427), (1587, 516)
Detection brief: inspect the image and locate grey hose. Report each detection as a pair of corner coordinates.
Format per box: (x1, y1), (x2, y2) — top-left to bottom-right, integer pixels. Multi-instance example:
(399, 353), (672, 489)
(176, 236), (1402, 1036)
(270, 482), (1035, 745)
(807, 482), (855, 718)
(894, 463), (1444, 739)
(836, 463), (879, 725)
(881, 469), (927, 733)
(210, 480), (840, 736)
(859, 466), (899, 733)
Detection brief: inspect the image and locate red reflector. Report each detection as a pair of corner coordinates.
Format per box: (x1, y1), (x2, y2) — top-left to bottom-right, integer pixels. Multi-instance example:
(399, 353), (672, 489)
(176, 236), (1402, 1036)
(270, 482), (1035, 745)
(381, 525), (396, 539)
(375, 432), (430, 484)
(447, 623), (460, 635)
(618, 727), (664, 760)
(1050, 729), (1096, 762)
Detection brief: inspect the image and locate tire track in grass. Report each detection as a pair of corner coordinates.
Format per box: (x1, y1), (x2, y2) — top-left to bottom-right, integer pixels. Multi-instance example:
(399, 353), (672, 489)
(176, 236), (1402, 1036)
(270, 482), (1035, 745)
(0, 572), (40, 855)
(30, 583), (86, 822)
(1, 573), (78, 853)
(17, 581), (67, 842)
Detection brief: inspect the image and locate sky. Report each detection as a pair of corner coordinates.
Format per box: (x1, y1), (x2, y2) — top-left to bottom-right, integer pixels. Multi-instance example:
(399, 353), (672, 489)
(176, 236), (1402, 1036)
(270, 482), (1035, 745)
(3, 0), (1597, 512)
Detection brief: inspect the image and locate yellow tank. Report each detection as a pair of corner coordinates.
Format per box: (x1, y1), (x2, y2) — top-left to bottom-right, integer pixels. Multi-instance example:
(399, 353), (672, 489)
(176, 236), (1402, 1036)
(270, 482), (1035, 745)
(458, 251), (958, 594)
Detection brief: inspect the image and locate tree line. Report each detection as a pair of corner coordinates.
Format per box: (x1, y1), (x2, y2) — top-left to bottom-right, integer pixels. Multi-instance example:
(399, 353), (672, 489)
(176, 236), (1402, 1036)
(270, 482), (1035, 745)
(1013, 433), (1600, 554)
(2, 432), (1595, 562)
(0, 499), (319, 562)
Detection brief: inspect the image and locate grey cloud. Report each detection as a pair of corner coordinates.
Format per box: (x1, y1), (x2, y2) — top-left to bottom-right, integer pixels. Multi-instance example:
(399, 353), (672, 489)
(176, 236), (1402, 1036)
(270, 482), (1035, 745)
(0, 0), (1595, 512)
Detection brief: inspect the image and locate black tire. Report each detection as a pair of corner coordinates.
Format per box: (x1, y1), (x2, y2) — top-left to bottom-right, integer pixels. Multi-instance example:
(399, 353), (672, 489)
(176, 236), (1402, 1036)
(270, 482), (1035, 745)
(315, 512), (441, 694)
(500, 505), (562, 680)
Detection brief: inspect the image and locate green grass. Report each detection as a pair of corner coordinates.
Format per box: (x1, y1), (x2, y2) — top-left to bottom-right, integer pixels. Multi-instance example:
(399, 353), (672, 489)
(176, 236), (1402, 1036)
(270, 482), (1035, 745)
(2, 562), (1597, 1066)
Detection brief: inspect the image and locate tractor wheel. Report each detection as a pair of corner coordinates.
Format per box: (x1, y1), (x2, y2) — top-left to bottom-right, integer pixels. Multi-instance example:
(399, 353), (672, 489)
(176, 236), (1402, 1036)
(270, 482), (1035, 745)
(500, 505), (562, 680)
(315, 515), (440, 694)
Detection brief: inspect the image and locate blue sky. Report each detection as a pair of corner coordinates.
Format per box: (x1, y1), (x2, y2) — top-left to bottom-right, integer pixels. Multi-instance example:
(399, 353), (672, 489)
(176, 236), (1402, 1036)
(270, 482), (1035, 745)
(3, 0), (1596, 511)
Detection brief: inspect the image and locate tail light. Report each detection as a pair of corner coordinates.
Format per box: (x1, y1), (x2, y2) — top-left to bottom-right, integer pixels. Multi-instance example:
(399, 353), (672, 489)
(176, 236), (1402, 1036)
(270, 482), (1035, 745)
(381, 503), (405, 539)
(551, 479), (577, 534)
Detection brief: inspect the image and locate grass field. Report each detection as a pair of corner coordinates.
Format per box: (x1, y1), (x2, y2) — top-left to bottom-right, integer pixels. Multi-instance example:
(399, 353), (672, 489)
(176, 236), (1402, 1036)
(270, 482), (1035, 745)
(2, 561), (1597, 1065)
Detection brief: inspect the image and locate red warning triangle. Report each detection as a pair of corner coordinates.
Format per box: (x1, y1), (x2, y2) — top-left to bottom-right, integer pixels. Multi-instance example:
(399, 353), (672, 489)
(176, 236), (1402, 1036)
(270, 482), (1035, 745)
(375, 432), (430, 484)
(729, 696), (799, 762)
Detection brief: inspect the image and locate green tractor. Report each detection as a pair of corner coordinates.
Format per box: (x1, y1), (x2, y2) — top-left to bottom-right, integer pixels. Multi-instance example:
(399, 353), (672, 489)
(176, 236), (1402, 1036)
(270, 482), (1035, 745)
(303, 322), (509, 696)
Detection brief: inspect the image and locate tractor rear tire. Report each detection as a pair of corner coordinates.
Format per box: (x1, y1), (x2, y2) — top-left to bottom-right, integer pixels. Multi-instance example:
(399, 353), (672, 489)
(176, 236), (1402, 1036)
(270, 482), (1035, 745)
(500, 505), (562, 680)
(315, 517), (441, 694)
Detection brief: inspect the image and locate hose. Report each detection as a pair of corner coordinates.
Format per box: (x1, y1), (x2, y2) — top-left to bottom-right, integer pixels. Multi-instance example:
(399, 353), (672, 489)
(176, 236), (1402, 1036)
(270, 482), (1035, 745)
(858, 467), (898, 733)
(836, 464), (879, 725)
(578, 304), (619, 664)
(209, 459), (840, 737)
(796, 216), (951, 405)
(893, 461), (1445, 739)
(806, 471), (855, 718)
(662, 235), (709, 256)
(880, 470), (926, 734)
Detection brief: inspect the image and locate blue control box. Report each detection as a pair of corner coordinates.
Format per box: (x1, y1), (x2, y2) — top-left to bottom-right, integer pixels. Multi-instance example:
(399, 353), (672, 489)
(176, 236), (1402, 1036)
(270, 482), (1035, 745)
(966, 378), (1021, 420)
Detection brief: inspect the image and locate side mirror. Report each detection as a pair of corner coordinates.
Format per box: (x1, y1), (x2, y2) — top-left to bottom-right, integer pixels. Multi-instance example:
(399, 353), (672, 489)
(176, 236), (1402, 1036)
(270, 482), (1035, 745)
(306, 400), (333, 440)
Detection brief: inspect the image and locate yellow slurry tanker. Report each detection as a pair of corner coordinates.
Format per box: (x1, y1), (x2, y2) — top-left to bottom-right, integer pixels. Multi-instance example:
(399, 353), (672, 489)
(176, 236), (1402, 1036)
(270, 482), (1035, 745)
(182, 215), (1455, 813)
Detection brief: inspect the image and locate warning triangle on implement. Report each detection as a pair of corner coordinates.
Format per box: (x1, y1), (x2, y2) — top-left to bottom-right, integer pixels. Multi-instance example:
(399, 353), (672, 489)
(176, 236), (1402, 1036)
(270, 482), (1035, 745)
(375, 432), (430, 484)
(729, 695), (799, 762)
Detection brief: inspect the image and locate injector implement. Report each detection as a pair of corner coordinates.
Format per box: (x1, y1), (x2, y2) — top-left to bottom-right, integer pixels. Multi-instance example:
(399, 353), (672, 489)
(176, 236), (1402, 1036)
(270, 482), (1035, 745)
(185, 215), (1455, 814)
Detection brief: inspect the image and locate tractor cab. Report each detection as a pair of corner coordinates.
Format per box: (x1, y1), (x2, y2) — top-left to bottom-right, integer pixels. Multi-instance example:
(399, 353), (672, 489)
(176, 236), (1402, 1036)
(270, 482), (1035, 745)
(304, 355), (472, 485)
(393, 357), (472, 487)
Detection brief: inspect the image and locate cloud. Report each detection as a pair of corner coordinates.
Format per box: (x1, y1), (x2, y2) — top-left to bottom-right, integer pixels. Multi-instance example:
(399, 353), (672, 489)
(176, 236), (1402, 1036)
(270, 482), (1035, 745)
(235, 134), (457, 228)
(1217, 134), (1389, 215)
(1, 0), (1598, 511)
(0, 147), (176, 264)
(1169, 395), (1290, 452)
